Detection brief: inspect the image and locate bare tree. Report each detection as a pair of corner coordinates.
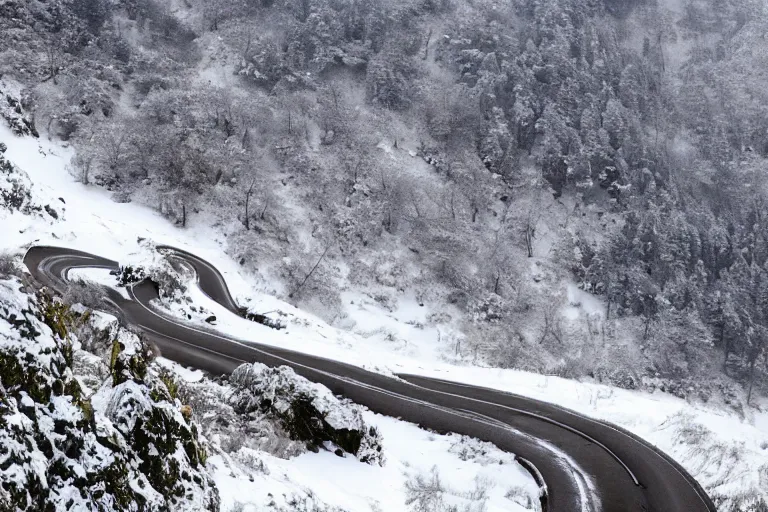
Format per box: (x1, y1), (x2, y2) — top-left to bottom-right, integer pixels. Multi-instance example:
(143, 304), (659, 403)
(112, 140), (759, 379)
(0, 252), (18, 278)
(422, 28), (433, 60)
(289, 244), (332, 299)
(128, 124), (160, 179)
(43, 35), (64, 85)
(100, 124), (128, 173)
(539, 300), (564, 346)
(486, 202), (514, 296)
(73, 153), (95, 185)
(243, 179), (255, 230)
(744, 318), (767, 405)
(524, 212), (536, 258)
(242, 177), (270, 229)
(378, 167), (409, 234)
(202, 0), (235, 31)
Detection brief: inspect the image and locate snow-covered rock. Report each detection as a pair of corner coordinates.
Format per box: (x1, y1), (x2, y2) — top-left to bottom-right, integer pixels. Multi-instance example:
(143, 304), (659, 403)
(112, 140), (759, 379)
(0, 84), (37, 138)
(229, 362), (385, 466)
(0, 277), (220, 511)
(1, 141), (56, 219)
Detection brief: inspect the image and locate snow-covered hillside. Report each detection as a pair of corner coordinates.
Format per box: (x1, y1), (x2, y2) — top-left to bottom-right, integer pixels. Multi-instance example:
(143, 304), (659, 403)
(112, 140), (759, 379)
(2, 80), (768, 511)
(0, 91), (542, 510)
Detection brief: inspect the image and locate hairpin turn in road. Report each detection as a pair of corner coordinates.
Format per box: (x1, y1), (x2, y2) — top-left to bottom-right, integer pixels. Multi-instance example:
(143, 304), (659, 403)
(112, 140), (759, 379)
(23, 245), (716, 512)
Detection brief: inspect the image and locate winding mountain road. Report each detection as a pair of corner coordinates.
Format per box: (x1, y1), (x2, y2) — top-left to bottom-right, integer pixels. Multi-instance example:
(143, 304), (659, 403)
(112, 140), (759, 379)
(23, 245), (716, 512)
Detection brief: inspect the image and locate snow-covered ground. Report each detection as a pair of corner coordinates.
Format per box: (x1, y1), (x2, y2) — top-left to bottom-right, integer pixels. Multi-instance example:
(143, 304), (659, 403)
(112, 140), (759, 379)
(69, 267), (130, 298)
(207, 396), (539, 512)
(2, 97), (768, 510)
(163, 274), (768, 508)
(0, 101), (540, 511)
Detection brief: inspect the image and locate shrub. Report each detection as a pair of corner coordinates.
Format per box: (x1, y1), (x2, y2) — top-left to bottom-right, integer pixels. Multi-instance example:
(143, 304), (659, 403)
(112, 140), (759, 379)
(0, 251), (18, 277)
(239, 307), (285, 330)
(112, 265), (147, 286)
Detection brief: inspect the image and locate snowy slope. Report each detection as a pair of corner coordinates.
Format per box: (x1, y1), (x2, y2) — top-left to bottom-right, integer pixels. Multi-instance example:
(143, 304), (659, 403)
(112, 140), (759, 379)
(2, 96), (768, 510)
(0, 113), (541, 510)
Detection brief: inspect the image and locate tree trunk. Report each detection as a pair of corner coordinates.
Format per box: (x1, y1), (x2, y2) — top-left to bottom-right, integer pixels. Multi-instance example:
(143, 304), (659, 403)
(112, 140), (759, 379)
(46, 116), (55, 141)
(82, 160), (90, 185)
(331, 86), (339, 110)
(747, 357), (757, 405)
(643, 314), (651, 341)
(244, 194), (250, 230)
(46, 44), (57, 85)
(243, 31), (252, 60)
(182, 203), (187, 228)
(657, 32), (665, 73)
(525, 223), (534, 258)
(244, 180), (255, 230)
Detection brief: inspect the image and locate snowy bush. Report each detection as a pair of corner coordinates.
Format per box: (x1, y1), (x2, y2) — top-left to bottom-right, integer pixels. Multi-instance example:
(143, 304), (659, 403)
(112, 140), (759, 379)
(229, 362), (385, 465)
(265, 494), (348, 512)
(448, 435), (516, 466)
(0, 152), (47, 217)
(505, 486), (537, 510)
(468, 293), (507, 323)
(112, 264), (148, 286)
(0, 88), (37, 137)
(658, 411), (768, 511)
(717, 492), (768, 512)
(0, 252), (17, 278)
(590, 366), (639, 390)
(60, 279), (107, 312)
(403, 465), (490, 512)
(404, 466), (446, 512)
(241, 308), (285, 330)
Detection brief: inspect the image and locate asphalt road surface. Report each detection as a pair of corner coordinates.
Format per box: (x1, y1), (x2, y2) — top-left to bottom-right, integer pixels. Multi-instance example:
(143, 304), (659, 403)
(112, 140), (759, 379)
(23, 245), (716, 512)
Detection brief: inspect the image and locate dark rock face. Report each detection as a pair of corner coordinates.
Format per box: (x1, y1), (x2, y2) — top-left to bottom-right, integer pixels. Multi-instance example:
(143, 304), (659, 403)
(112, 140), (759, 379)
(44, 205), (58, 219)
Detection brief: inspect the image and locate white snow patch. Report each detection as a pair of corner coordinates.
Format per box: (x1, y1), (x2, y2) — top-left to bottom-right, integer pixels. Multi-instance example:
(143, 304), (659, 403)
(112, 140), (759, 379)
(69, 267), (129, 299)
(211, 411), (539, 512)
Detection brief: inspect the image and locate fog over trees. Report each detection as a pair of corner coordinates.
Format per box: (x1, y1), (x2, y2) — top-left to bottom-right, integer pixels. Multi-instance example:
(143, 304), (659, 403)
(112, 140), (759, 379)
(3, 0), (768, 403)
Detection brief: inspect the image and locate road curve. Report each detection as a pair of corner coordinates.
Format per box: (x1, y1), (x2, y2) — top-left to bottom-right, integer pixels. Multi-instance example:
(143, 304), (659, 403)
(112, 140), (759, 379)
(23, 245), (716, 512)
